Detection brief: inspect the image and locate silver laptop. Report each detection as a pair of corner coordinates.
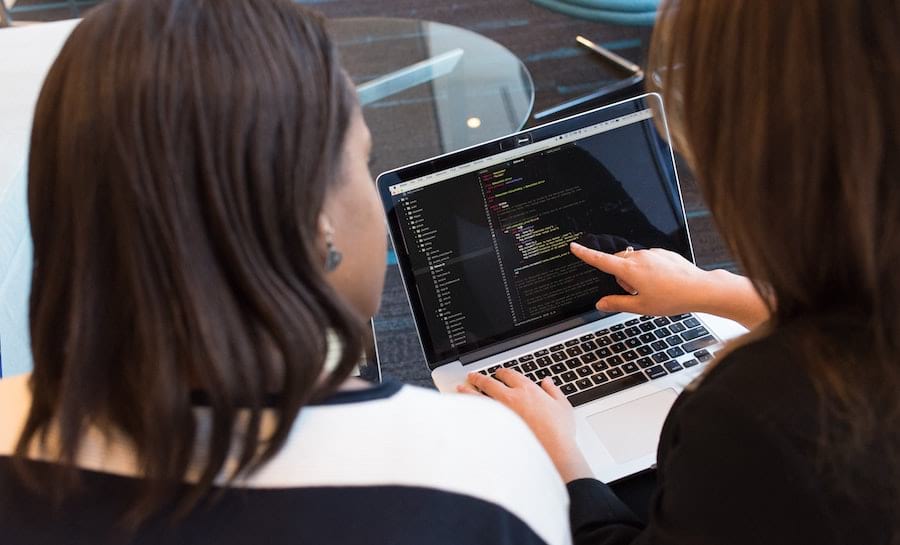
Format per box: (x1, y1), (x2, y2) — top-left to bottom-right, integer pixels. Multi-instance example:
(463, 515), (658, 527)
(376, 93), (745, 482)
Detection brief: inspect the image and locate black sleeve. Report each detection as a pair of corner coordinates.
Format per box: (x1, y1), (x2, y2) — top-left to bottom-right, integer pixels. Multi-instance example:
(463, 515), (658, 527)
(566, 387), (828, 545)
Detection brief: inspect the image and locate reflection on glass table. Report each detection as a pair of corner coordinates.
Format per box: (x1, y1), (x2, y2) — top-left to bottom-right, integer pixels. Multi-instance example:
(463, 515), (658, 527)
(331, 17), (535, 174)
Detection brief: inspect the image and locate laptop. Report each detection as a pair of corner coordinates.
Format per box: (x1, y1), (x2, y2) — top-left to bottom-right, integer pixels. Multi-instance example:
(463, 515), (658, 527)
(353, 319), (382, 383)
(376, 93), (746, 482)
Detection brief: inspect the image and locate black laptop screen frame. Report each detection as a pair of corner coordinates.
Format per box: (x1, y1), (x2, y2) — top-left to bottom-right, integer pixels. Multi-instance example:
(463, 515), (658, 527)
(377, 94), (694, 370)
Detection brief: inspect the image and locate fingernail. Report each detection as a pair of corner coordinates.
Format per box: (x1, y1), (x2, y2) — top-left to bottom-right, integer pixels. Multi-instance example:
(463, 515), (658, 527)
(596, 300), (609, 310)
(570, 242), (584, 251)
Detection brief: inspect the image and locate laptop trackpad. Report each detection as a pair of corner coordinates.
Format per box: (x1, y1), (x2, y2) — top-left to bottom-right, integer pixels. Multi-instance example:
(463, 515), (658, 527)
(586, 389), (678, 463)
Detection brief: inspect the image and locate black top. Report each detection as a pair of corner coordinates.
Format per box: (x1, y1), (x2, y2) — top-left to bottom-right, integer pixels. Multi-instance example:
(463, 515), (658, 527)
(567, 314), (894, 545)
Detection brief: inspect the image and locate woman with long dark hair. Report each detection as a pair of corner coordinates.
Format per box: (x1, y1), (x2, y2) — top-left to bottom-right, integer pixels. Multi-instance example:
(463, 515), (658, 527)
(465, 1), (900, 543)
(0, 1), (571, 543)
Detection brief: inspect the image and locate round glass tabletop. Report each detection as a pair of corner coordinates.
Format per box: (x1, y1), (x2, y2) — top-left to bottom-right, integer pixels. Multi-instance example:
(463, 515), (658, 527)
(331, 17), (535, 175)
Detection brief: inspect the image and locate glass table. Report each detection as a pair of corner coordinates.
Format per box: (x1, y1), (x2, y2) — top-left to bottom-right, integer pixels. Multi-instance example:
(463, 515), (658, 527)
(331, 17), (535, 175)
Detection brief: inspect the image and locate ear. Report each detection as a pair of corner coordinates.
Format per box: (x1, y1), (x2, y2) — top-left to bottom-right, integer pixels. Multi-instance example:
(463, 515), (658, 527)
(316, 213), (333, 262)
(317, 213), (333, 242)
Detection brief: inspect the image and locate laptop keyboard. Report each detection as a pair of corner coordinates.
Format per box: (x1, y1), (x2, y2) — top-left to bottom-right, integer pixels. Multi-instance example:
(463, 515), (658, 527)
(477, 314), (717, 407)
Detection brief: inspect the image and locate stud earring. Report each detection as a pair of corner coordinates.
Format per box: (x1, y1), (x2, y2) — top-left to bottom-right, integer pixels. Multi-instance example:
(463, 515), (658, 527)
(324, 228), (343, 272)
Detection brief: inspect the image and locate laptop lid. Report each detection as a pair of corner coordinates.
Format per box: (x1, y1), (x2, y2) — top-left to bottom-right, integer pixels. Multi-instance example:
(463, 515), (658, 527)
(377, 93), (694, 371)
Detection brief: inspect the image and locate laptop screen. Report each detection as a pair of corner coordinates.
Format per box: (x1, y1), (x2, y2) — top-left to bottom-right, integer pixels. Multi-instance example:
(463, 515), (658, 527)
(378, 95), (692, 367)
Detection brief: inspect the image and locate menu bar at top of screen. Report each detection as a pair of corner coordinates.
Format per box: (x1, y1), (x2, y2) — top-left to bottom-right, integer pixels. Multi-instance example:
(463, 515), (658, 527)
(388, 108), (655, 196)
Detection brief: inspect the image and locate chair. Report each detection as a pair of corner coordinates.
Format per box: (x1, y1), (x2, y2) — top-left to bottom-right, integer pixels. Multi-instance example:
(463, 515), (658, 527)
(529, 0), (660, 26)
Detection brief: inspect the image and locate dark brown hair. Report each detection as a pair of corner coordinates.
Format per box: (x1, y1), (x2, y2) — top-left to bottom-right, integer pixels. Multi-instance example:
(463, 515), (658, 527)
(18, 0), (363, 523)
(650, 0), (900, 523)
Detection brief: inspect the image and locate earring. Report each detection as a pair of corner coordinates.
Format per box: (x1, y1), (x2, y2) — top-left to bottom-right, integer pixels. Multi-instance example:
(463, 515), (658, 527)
(324, 228), (343, 272)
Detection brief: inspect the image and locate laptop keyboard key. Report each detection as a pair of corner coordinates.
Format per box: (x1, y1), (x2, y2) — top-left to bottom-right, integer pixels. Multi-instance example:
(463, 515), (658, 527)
(564, 339), (580, 347)
(488, 365), (500, 373)
(561, 383), (577, 395)
(522, 361), (538, 372)
(639, 333), (656, 344)
(501, 360), (517, 368)
(624, 326), (641, 337)
(622, 350), (638, 361)
(608, 367), (624, 379)
(611, 324), (625, 331)
(595, 347), (612, 358)
(550, 344), (565, 352)
(596, 336), (612, 347)
(666, 347), (685, 358)
(664, 360), (683, 373)
(552, 376), (563, 386)
(654, 327), (672, 339)
(550, 363), (567, 374)
(639, 322), (655, 332)
(625, 318), (640, 326)
(611, 342), (626, 353)
(669, 313), (691, 321)
(683, 359), (699, 368)
(519, 354), (534, 362)
(683, 336), (717, 353)
(622, 362), (639, 374)
(665, 335), (683, 347)
(611, 331), (627, 342)
(592, 373), (609, 385)
(607, 355), (624, 366)
(567, 373), (648, 407)
(551, 352), (566, 363)
(625, 338), (641, 349)
(562, 371), (578, 382)
(581, 351), (598, 364)
(669, 323), (686, 333)
(684, 317), (701, 328)
(646, 365), (667, 379)
(591, 361), (609, 373)
(566, 358), (582, 369)
(637, 346), (653, 356)
(681, 327), (709, 341)
(651, 340), (668, 352)
(637, 357), (654, 369)
(566, 346), (583, 357)
(576, 365), (593, 377)
(526, 373), (536, 382)
(576, 378), (594, 390)
(536, 368), (552, 379)
(653, 317), (671, 327)
(695, 349), (713, 362)
(652, 352), (668, 363)
(581, 340), (598, 351)
(536, 356), (553, 367)
(579, 334), (595, 342)
(535, 348), (549, 356)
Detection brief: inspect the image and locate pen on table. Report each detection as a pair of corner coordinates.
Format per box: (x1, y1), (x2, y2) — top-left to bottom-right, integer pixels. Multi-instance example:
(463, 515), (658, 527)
(576, 35), (643, 76)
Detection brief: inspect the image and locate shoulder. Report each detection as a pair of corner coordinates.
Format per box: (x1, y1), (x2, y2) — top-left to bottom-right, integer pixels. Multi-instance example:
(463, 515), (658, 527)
(0, 373), (31, 457)
(253, 384), (572, 545)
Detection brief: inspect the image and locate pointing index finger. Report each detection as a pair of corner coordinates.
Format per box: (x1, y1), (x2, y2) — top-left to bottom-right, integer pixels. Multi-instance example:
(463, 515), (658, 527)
(570, 242), (629, 276)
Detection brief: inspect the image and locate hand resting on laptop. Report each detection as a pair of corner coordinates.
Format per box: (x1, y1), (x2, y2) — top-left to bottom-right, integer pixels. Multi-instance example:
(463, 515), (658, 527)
(461, 240), (768, 483)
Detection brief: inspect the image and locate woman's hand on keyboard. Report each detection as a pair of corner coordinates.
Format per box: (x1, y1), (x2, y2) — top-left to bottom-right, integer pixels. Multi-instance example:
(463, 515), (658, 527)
(569, 242), (769, 329)
(459, 369), (594, 483)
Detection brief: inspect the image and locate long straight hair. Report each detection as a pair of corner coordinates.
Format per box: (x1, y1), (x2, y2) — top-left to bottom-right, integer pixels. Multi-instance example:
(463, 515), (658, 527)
(18, 0), (363, 523)
(650, 0), (900, 527)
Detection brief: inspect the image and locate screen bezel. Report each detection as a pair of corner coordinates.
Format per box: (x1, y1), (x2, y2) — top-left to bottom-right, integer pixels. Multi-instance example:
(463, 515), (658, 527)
(377, 93), (695, 371)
